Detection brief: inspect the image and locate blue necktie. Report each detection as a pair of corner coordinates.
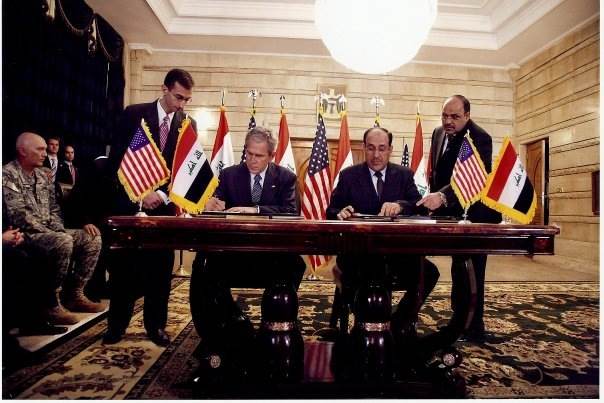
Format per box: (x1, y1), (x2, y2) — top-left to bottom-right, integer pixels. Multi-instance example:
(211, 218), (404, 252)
(251, 174), (262, 204)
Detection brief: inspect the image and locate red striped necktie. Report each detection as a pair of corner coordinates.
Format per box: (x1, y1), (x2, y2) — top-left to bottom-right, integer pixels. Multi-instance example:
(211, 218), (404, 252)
(160, 115), (170, 151)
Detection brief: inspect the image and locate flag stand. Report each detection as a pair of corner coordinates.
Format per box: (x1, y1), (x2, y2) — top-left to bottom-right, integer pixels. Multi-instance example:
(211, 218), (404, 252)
(175, 210), (192, 277)
(135, 201), (147, 217)
(175, 249), (190, 277)
(458, 205), (472, 224)
(306, 273), (322, 281)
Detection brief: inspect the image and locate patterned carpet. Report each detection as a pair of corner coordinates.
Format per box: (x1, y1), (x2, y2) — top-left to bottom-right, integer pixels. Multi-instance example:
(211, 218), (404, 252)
(2, 278), (599, 399)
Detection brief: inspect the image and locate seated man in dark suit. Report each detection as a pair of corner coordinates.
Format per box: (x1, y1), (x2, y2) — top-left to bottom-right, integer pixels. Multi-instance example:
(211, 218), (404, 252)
(326, 126), (440, 336)
(190, 126), (306, 375)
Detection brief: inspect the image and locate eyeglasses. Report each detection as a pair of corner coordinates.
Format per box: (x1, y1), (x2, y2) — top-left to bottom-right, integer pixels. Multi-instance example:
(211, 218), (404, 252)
(170, 91), (192, 104)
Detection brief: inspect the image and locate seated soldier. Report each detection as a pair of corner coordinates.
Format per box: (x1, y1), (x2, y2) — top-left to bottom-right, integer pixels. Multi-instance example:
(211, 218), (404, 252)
(326, 126), (440, 336)
(3, 132), (104, 327)
(190, 126), (306, 372)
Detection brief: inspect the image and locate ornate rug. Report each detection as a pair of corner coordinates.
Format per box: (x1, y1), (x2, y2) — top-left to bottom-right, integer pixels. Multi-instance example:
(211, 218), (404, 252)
(3, 279), (599, 399)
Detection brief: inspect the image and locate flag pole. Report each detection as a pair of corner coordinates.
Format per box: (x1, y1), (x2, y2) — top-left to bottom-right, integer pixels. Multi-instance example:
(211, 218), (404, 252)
(305, 93), (326, 282)
(458, 129), (473, 224)
(135, 200), (147, 217)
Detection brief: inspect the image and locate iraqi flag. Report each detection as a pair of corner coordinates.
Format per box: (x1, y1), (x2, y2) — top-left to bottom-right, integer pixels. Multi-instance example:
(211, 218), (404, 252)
(169, 118), (219, 213)
(274, 110), (297, 174)
(332, 110), (353, 189)
(411, 110), (429, 196)
(481, 137), (537, 224)
(210, 106), (235, 177)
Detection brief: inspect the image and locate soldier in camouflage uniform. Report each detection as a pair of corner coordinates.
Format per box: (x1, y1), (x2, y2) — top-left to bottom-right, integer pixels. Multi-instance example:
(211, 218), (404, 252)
(3, 132), (104, 325)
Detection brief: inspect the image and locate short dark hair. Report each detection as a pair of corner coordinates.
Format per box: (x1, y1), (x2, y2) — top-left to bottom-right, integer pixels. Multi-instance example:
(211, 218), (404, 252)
(451, 94), (471, 113)
(246, 126), (277, 154)
(46, 135), (60, 143)
(363, 126), (393, 146)
(164, 68), (195, 90)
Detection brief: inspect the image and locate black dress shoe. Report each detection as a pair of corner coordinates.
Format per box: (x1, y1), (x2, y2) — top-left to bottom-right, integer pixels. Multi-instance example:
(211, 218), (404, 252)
(19, 321), (68, 336)
(147, 328), (170, 346)
(313, 326), (339, 341)
(458, 328), (487, 344)
(103, 329), (124, 344)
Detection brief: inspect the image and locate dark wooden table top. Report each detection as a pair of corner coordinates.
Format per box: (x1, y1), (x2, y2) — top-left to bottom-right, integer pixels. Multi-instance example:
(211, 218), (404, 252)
(106, 215), (559, 256)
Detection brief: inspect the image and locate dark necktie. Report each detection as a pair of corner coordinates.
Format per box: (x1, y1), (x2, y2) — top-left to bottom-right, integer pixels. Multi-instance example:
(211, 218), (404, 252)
(251, 174), (262, 204)
(159, 115), (170, 151)
(375, 171), (384, 200)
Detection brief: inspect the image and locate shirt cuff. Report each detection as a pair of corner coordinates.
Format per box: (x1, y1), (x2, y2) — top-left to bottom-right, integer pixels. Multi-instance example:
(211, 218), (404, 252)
(156, 190), (170, 205)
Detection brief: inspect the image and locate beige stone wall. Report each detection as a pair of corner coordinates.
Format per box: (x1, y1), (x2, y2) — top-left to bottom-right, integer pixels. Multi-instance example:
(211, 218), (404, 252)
(125, 49), (512, 165)
(123, 22), (597, 269)
(512, 19), (599, 264)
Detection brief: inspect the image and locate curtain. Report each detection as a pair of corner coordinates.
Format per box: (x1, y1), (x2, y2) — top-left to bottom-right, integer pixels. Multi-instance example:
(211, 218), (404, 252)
(2, 0), (125, 164)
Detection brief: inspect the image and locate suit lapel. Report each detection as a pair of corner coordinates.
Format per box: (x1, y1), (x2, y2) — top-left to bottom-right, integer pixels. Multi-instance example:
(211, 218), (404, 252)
(167, 111), (183, 147)
(145, 100), (160, 144)
(432, 129), (446, 171)
(359, 164), (380, 204)
(237, 164), (252, 203)
(382, 163), (398, 201)
(260, 164), (277, 204)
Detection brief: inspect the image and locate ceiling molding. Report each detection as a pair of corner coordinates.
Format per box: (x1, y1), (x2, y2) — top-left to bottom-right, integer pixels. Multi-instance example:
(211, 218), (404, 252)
(129, 43), (154, 54)
(427, 29), (498, 50)
(433, 12), (492, 31)
(168, 17), (319, 39)
(145, 0), (579, 52)
(86, 0), (598, 69)
(495, 0), (565, 47)
(177, 0), (314, 20)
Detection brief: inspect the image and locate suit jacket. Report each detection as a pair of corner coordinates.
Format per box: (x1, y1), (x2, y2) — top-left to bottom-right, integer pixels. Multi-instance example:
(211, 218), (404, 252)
(43, 156), (59, 180)
(326, 162), (425, 219)
(56, 160), (76, 185)
(428, 119), (501, 223)
(215, 162), (299, 215)
(108, 100), (196, 215)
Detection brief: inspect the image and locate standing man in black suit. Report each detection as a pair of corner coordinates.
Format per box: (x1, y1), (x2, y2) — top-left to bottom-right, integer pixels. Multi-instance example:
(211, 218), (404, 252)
(190, 126), (306, 374)
(43, 135), (60, 183)
(417, 94), (501, 343)
(326, 126), (440, 336)
(56, 144), (77, 186)
(103, 68), (196, 346)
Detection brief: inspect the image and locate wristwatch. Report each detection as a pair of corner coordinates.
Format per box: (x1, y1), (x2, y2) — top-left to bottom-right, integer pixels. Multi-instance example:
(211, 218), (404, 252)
(438, 192), (448, 207)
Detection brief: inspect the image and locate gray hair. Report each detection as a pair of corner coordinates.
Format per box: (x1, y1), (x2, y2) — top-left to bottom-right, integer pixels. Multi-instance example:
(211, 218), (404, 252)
(245, 126), (277, 154)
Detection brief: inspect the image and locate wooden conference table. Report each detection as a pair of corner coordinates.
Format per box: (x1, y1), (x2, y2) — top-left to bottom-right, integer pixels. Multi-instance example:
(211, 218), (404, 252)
(106, 214), (559, 397)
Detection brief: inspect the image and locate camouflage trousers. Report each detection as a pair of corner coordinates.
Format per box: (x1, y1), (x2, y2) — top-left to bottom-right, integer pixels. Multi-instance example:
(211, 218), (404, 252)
(25, 229), (102, 291)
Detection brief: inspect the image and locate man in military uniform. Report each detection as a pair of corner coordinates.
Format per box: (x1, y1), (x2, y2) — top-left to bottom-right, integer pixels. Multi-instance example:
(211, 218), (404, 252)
(3, 132), (104, 326)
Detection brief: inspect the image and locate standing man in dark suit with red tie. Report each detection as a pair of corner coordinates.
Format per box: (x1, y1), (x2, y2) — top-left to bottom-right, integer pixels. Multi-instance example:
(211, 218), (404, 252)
(104, 69), (196, 346)
(417, 95), (501, 343)
(56, 144), (77, 186)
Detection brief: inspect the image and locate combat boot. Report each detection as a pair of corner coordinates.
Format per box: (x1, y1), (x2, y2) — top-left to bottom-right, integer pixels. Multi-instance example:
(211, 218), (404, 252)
(63, 288), (106, 313)
(44, 289), (79, 325)
(45, 305), (79, 325)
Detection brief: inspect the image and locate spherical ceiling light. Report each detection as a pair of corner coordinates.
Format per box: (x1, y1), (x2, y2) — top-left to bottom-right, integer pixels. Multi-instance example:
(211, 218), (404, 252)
(314, 0), (438, 75)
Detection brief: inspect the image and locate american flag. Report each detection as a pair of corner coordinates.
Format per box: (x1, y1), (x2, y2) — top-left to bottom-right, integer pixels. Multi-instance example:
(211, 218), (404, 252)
(118, 119), (170, 202)
(451, 134), (487, 209)
(401, 144), (409, 167)
(240, 112), (256, 164)
(302, 112), (332, 269)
